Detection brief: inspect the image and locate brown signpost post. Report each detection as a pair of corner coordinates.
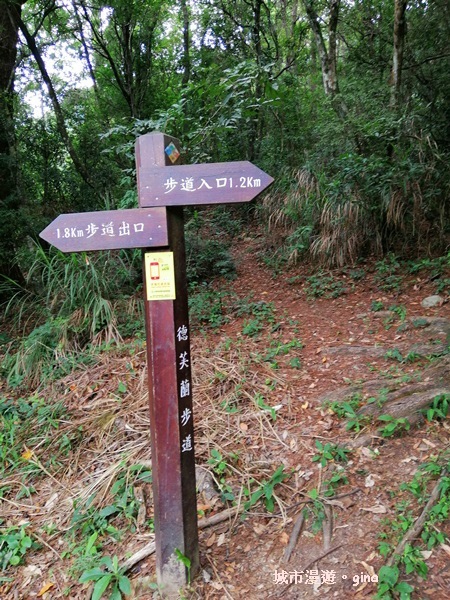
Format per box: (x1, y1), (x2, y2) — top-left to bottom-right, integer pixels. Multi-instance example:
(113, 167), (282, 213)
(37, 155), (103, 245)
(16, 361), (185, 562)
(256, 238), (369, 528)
(40, 131), (273, 597)
(135, 132), (200, 594)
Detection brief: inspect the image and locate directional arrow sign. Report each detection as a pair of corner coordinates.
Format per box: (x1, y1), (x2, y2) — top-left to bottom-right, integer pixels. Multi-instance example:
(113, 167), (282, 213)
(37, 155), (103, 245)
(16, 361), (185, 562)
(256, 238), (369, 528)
(39, 208), (168, 252)
(137, 161), (274, 207)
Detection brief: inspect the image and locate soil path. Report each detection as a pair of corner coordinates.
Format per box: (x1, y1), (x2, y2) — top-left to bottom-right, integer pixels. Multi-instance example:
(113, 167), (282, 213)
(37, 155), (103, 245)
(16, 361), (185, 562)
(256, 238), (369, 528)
(186, 234), (450, 599)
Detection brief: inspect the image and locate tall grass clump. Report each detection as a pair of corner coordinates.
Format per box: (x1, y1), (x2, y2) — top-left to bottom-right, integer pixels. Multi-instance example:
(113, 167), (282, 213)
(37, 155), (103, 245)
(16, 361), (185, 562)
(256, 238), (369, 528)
(263, 123), (449, 268)
(1, 244), (141, 387)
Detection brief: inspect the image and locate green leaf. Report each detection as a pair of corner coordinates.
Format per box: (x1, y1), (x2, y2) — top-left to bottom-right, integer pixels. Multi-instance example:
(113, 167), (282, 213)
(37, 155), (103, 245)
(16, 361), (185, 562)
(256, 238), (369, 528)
(265, 496), (275, 512)
(308, 488), (319, 500)
(99, 505), (119, 518)
(118, 575), (132, 595)
(397, 580), (414, 599)
(92, 575), (112, 600)
(79, 567), (105, 583)
(378, 414), (393, 422)
(85, 532), (99, 555)
(100, 555), (114, 570)
(249, 489), (264, 505)
(110, 587), (122, 600)
(378, 565), (399, 586)
(396, 581), (414, 593)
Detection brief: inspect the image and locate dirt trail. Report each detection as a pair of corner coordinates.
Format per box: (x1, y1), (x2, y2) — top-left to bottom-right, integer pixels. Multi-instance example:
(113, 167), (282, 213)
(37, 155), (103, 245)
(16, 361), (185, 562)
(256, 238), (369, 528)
(2, 233), (449, 600)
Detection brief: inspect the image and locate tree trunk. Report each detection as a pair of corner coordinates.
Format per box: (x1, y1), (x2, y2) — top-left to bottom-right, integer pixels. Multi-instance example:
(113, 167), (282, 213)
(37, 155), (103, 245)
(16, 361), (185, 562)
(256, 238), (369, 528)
(303, 0), (340, 97)
(180, 0), (190, 87)
(248, 0), (264, 161)
(0, 0), (27, 285)
(390, 0), (408, 108)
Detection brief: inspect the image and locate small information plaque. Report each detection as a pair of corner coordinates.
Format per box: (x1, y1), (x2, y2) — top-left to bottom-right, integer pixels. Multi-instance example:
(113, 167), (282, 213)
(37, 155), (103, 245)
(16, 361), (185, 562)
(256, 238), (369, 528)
(144, 252), (176, 300)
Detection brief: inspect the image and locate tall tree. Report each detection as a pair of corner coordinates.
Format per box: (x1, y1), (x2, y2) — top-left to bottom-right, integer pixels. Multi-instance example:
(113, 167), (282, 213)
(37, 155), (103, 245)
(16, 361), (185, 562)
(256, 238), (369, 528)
(9, 2), (94, 187)
(302, 0), (340, 97)
(75, 0), (168, 119)
(390, 0), (408, 108)
(0, 0), (27, 283)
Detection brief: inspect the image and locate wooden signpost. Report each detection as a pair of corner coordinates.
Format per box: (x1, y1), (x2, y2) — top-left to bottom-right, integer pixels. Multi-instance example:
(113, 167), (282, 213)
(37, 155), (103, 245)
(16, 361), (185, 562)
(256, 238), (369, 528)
(39, 207), (168, 251)
(40, 131), (273, 596)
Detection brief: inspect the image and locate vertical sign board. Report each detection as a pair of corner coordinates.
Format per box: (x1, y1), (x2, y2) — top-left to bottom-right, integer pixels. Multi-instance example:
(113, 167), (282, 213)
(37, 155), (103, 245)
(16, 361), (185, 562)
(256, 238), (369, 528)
(136, 132), (199, 594)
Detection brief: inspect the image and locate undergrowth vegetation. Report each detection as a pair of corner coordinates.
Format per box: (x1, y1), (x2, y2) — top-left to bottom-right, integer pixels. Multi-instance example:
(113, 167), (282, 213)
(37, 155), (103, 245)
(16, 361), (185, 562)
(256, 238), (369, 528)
(262, 127), (450, 269)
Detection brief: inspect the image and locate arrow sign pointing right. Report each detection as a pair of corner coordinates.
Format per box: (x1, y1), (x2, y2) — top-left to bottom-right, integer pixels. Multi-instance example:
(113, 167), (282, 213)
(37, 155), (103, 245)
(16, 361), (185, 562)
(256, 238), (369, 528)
(39, 208), (168, 252)
(137, 161), (274, 207)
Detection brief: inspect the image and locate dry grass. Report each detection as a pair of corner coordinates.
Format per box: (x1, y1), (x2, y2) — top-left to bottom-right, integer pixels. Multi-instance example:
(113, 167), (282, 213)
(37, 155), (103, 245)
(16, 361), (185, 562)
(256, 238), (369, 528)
(311, 196), (381, 267)
(265, 168), (319, 233)
(0, 333), (299, 596)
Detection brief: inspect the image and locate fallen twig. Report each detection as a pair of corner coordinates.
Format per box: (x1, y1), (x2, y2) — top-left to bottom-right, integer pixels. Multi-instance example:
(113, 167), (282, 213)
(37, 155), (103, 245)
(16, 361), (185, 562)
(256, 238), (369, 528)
(281, 487), (359, 562)
(387, 470), (447, 567)
(205, 554), (235, 600)
(122, 505), (244, 573)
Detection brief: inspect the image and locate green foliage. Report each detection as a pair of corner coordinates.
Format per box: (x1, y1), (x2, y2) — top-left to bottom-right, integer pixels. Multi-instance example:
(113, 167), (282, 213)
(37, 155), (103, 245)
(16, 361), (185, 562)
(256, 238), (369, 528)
(407, 253), (450, 295)
(79, 555), (131, 600)
(325, 395), (370, 432)
(174, 548), (192, 584)
(384, 347), (422, 364)
(240, 301), (276, 337)
(0, 524), (39, 570)
(422, 394), (450, 421)
(69, 463), (152, 545)
(304, 272), (346, 299)
(388, 305), (407, 322)
(1, 0), (449, 288)
(374, 255), (403, 293)
(185, 233), (236, 284)
(371, 300), (385, 312)
(243, 466), (290, 513)
(261, 339), (302, 364)
(305, 471), (349, 533)
(377, 415), (411, 438)
(312, 441), (350, 467)
(2, 244), (143, 386)
(378, 453), (450, 597)
(207, 449), (238, 503)
(253, 393), (278, 421)
(0, 395), (79, 490)
(188, 284), (230, 329)
(376, 565), (414, 599)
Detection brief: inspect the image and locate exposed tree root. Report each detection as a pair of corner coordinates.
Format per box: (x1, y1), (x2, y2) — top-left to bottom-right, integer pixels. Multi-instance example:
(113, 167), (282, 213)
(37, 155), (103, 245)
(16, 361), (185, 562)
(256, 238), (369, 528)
(282, 512), (305, 563)
(319, 355), (449, 448)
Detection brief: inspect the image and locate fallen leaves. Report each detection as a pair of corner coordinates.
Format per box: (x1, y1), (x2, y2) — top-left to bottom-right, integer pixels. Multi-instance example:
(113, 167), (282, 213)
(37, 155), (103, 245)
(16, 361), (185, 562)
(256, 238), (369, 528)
(21, 447), (34, 461)
(37, 582), (55, 597)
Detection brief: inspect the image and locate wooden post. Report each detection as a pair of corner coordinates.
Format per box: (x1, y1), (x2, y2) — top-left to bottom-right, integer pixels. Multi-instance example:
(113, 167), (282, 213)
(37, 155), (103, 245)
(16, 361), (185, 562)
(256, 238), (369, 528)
(40, 131), (273, 596)
(136, 132), (199, 595)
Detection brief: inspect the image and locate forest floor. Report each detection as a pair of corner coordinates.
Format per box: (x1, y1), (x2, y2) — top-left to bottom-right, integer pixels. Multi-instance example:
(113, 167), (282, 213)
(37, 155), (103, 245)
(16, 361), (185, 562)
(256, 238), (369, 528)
(1, 229), (449, 600)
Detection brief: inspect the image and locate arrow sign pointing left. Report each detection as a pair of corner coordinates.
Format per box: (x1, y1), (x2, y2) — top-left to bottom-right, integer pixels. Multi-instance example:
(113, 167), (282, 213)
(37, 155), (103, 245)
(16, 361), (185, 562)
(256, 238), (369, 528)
(137, 161), (274, 207)
(39, 208), (168, 252)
